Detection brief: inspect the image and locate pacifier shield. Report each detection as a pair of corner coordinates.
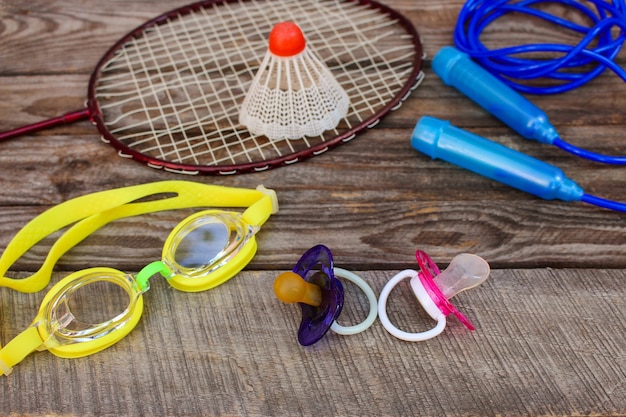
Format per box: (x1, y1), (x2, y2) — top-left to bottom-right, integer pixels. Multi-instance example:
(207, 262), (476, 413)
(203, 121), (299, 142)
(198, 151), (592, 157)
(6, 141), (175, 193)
(297, 271), (344, 346)
(291, 245), (344, 346)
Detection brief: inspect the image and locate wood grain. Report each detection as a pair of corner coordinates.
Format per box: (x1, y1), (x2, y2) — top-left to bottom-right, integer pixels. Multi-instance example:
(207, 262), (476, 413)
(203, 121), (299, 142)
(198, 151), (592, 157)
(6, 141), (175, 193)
(1, 269), (624, 416)
(0, 1), (625, 416)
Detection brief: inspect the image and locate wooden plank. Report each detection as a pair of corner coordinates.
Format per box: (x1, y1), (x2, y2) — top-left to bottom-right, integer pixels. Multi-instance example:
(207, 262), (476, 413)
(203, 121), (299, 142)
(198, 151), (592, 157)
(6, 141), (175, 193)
(0, 128), (623, 270)
(1, 71), (625, 169)
(0, 268), (623, 416)
(0, 0), (192, 75)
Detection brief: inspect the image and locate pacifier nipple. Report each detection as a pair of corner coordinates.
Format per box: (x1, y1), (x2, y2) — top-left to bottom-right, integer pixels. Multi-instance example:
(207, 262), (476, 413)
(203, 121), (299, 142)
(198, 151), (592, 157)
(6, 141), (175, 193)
(274, 271), (322, 306)
(433, 253), (490, 299)
(414, 251), (490, 329)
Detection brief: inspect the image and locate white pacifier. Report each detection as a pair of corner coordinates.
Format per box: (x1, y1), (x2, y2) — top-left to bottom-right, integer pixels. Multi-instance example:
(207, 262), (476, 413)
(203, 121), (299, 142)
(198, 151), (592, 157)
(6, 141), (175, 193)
(378, 250), (490, 341)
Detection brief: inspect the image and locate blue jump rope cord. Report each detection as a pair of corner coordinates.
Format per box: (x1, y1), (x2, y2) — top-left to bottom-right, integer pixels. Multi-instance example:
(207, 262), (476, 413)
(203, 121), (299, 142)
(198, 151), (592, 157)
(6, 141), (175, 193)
(581, 193), (626, 211)
(453, 0), (626, 166)
(450, 0), (626, 211)
(454, 0), (626, 94)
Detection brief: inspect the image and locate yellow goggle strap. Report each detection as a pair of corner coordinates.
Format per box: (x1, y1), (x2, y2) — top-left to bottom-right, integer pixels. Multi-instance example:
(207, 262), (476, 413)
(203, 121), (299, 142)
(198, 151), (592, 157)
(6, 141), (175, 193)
(0, 326), (42, 376)
(0, 181), (278, 293)
(241, 185), (278, 227)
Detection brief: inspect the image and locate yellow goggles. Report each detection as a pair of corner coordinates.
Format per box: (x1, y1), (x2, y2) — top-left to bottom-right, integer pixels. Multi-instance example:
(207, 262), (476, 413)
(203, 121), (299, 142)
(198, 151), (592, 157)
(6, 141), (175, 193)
(0, 181), (278, 376)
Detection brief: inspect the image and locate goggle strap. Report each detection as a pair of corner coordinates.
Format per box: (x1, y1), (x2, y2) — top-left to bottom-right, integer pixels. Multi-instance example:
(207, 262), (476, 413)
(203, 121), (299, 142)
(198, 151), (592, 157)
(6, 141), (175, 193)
(241, 186), (278, 227)
(0, 326), (43, 377)
(0, 181), (192, 292)
(0, 181), (276, 293)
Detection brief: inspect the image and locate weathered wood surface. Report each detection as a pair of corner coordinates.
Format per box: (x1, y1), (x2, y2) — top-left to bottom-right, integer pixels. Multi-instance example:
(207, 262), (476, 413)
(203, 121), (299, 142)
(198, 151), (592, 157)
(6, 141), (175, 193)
(0, 1), (624, 416)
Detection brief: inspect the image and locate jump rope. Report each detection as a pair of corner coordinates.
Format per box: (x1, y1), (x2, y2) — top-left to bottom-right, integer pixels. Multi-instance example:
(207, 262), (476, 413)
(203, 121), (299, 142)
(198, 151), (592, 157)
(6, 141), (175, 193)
(412, 0), (626, 212)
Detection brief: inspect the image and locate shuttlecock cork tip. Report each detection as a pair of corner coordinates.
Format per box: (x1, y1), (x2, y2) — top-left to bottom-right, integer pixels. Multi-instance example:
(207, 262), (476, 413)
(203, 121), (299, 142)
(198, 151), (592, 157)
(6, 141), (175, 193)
(269, 21), (306, 57)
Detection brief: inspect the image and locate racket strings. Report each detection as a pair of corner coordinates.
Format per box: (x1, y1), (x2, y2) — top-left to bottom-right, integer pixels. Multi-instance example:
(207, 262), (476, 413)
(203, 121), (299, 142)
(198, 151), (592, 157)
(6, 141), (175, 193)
(169, 9), (243, 164)
(284, 1), (413, 122)
(93, 0), (421, 169)
(104, 10), (250, 163)
(119, 33), (204, 164)
(139, 22), (197, 164)
(99, 2), (292, 165)
(197, 4), (275, 162)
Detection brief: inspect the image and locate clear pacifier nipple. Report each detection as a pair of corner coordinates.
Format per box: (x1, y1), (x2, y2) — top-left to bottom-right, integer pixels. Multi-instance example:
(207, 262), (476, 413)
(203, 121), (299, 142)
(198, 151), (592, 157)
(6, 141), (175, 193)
(432, 253), (490, 298)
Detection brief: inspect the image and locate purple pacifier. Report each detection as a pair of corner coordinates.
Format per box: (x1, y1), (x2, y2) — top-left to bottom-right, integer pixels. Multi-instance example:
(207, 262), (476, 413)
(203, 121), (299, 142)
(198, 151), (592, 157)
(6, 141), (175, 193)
(274, 244), (344, 346)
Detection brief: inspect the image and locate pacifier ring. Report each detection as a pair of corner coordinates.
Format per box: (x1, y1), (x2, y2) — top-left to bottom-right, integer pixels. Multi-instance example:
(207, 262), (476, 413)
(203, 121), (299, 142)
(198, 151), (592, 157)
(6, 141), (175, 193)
(330, 268), (378, 336)
(378, 269), (447, 342)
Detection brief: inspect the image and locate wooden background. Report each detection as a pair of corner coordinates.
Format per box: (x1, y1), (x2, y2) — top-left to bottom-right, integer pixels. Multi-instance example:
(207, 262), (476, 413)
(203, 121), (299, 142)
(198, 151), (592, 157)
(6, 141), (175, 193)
(0, 1), (624, 416)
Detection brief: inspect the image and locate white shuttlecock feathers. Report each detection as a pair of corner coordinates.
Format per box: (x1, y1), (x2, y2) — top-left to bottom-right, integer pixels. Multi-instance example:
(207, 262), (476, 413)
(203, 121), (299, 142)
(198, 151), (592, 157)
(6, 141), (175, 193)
(239, 22), (350, 140)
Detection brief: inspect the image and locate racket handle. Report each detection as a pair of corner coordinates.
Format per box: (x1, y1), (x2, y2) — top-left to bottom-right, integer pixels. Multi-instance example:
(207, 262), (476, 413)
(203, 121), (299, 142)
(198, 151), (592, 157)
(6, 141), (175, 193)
(411, 116), (584, 202)
(0, 108), (90, 141)
(432, 46), (559, 145)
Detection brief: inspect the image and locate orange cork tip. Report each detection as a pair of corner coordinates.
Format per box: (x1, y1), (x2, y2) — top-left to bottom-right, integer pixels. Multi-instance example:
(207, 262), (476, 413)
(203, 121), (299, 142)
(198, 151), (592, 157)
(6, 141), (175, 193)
(268, 22), (306, 57)
(274, 271), (322, 306)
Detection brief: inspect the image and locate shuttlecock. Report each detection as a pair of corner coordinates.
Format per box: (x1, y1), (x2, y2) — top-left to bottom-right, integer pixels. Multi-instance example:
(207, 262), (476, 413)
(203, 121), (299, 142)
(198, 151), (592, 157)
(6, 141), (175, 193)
(239, 21), (350, 140)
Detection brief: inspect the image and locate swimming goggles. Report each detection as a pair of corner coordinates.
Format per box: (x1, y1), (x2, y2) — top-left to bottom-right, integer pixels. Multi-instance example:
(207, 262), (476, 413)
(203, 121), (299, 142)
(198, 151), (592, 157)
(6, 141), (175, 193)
(0, 181), (278, 376)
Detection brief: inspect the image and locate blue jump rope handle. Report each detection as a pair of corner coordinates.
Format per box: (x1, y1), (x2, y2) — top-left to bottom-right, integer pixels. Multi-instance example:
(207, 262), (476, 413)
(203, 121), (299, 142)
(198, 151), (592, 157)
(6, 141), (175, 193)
(411, 116), (583, 202)
(432, 46), (559, 145)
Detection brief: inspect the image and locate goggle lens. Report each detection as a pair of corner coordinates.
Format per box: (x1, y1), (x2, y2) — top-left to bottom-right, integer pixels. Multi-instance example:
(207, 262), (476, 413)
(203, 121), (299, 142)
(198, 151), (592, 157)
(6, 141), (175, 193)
(164, 212), (258, 279)
(174, 219), (230, 268)
(38, 269), (143, 356)
(55, 279), (131, 335)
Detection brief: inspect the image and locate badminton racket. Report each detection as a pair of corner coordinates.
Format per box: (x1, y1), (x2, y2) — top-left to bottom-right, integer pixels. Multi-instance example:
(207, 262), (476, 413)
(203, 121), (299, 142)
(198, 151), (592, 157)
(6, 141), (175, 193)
(0, 0), (424, 175)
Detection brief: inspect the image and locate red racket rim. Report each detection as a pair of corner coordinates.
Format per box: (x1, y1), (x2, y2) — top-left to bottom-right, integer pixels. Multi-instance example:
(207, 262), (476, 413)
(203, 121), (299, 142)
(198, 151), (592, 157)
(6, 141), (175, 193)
(86, 0), (424, 175)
